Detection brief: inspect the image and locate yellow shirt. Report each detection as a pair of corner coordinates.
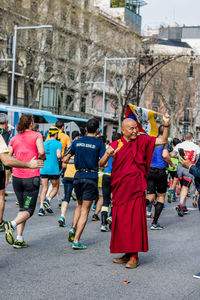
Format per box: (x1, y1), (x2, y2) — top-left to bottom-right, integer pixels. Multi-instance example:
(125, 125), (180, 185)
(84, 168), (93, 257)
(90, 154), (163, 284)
(58, 130), (71, 155)
(64, 156), (76, 178)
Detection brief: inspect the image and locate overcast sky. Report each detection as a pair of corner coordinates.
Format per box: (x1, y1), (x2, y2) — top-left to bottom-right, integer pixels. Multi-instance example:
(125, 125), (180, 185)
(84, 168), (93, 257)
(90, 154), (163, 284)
(141, 0), (200, 31)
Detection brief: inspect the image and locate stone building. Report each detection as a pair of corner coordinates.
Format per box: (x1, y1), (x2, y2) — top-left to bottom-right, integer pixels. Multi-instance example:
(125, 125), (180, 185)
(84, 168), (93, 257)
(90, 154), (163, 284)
(0, 0), (145, 139)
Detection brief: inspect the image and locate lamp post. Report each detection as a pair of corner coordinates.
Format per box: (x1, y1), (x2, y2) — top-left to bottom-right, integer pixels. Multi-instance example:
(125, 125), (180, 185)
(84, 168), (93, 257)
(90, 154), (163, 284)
(85, 56), (136, 135)
(10, 24), (52, 106)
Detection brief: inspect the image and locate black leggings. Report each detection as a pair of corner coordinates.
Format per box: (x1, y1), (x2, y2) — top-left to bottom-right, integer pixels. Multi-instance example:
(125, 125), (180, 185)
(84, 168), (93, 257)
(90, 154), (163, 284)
(13, 176), (40, 217)
(101, 174), (112, 224)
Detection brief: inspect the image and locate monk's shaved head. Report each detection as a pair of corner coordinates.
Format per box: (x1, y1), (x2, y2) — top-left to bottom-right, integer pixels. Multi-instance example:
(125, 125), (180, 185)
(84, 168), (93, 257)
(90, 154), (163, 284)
(122, 118), (138, 141)
(122, 118), (137, 130)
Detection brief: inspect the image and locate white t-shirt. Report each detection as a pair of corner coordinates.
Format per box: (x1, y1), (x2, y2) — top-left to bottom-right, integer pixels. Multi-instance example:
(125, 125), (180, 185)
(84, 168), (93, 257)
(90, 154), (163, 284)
(174, 141), (200, 164)
(0, 135), (9, 154)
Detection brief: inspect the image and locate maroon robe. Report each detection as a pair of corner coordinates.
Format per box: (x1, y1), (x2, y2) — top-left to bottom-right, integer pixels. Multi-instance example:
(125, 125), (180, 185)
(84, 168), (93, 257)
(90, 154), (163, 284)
(110, 135), (156, 253)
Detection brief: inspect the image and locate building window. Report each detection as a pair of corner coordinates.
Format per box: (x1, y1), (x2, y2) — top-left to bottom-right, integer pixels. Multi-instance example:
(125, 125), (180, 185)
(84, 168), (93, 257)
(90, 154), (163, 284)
(81, 97), (86, 113)
(105, 99), (109, 112)
(91, 99), (95, 109)
(81, 72), (86, 84)
(81, 44), (88, 60)
(68, 68), (75, 81)
(43, 85), (56, 108)
(183, 125), (188, 134)
(69, 41), (77, 59)
(153, 92), (159, 104)
(71, 9), (79, 29)
(84, 0), (89, 9)
(184, 109), (189, 122)
(66, 95), (74, 110)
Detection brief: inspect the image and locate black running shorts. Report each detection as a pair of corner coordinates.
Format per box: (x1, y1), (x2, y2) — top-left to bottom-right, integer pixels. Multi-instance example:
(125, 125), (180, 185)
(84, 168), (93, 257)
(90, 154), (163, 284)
(147, 168), (168, 194)
(13, 176), (40, 216)
(73, 178), (98, 201)
(0, 170), (5, 190)
(40, 175), (60, 180)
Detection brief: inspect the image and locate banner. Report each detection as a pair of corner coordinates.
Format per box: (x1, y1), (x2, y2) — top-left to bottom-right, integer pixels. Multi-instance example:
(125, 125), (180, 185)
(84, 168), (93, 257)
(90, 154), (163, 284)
(125, 104), (158, 137)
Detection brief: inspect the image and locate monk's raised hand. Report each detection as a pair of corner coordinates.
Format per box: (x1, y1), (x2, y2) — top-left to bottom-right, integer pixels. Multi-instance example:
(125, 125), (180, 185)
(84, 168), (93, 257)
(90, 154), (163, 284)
(163, 113), (171, 126)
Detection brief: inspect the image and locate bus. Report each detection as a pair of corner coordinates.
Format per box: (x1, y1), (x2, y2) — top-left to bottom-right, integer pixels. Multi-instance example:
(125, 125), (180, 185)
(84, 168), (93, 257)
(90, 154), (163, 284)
(0, 104), (88, 139)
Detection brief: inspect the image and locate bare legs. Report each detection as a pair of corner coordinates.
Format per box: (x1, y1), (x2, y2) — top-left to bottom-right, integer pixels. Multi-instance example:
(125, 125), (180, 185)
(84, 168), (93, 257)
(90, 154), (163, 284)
(72, 200), (93, 244)
(0, 189), (5, 223)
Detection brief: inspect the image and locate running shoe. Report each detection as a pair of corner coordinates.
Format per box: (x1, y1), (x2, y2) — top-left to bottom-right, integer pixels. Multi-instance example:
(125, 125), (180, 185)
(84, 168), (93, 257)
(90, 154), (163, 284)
(167, 191), (172, 203)
(38, 208), (45, 216)
(16, 201), (19, 205)
(176, 205), (184, 217)
(92, 214), (100, 221)
(13, 240), (29, 249)
(5, 191), (8, 196)
(193, 272), (200, 279)
(4, 221), (15, 245)
(100, 224), (109, 232)
(172, 192), (177, 202)
(183, 206), (188, 215)
(92, 204), (96, 211)
(68, 227), (76, 242)
(106, 216), (112, 224)
(43, 199), (51, 210)
(193, 196), (198, 208)
(58, 201), (62, 208)
(46, 207), (54, 214)
(58, 216), (66, 227)
(0, 220), (5, 232)
(72, 242), (87, 250)
(151, 222), (164, 230)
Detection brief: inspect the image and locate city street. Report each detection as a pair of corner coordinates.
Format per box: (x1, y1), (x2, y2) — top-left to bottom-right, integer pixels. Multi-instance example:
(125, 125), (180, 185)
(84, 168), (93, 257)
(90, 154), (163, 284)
(1, 182), (200, 300)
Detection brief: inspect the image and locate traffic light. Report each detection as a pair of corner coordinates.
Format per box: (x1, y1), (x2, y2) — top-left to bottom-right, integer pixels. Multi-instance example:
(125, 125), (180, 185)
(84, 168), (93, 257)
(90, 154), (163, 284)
(7, 35), (13, 55)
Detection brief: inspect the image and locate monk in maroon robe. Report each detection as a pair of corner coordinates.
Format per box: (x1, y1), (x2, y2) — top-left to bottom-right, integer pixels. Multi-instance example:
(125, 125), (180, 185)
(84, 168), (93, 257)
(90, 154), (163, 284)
(100, 116), (170, 268)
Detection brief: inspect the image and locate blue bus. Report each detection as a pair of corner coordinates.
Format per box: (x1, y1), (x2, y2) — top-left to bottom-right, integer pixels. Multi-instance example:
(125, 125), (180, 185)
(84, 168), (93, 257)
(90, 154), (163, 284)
(0, 104), (88, 139)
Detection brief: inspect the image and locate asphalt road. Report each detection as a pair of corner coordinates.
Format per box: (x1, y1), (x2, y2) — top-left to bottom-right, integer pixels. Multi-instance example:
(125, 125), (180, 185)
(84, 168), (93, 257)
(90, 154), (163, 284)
(1, 182), (200, 300)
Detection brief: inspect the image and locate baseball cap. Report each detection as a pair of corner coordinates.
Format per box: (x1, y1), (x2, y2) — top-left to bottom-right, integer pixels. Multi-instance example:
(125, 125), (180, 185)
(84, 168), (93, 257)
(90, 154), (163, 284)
(49, 126), (59, 135)
(0, 113), (8, 124)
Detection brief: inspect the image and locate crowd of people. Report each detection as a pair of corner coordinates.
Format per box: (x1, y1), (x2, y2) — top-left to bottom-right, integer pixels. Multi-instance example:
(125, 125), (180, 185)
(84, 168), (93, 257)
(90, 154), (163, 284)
(0, 112), (200, 271)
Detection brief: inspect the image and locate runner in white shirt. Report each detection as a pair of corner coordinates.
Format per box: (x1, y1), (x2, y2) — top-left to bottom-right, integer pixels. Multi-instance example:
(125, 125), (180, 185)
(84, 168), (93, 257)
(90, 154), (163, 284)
(171, 132), (200, 216)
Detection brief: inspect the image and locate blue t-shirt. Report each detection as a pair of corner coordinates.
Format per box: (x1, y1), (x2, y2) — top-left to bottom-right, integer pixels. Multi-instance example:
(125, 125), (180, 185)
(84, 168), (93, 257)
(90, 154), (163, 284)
(40, 139), (62, 175)
(104, 157), (113, 175)
(70, 136), (106, 179)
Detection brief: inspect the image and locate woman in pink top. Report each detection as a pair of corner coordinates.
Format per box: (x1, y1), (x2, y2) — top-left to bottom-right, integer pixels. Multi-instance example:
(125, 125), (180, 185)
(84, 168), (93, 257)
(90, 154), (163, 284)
(4, 114), (45, 248)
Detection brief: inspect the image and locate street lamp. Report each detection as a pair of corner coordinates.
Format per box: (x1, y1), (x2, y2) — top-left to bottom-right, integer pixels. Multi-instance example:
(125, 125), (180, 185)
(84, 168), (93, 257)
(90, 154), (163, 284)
(10, 24), (52, 106)
(85, 57), (136, 135)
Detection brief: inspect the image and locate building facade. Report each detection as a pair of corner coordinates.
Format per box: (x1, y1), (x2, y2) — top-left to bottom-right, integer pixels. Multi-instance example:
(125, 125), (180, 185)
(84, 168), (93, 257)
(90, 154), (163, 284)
(0, 0), (144, 139)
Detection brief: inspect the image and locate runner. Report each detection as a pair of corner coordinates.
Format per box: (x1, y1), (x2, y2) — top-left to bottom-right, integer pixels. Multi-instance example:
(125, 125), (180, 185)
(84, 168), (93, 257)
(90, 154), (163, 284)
(0, 113), (10, 232)
(46, 120), (71, 206)
(4, 114), (45, 248)
(92, 135), (107, 222)
(171, 132), (200, 217)
(58, 131), (80, 226)
(146, 125), (175, 230)
(39, 126), (62, 216)
(100, 132), (121, 232)
(167, 138), (180, 202)
(64, 118), (106, 249)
